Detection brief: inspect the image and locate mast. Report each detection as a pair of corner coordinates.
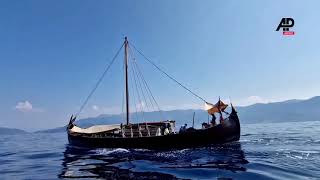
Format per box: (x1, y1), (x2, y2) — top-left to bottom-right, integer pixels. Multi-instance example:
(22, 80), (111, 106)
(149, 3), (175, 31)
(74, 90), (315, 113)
(124, 37), (130, 125)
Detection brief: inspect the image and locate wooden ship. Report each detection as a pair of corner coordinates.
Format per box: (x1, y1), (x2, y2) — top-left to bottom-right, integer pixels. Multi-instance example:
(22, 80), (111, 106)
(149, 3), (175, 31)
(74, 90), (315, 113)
(67, 37), (241, 149)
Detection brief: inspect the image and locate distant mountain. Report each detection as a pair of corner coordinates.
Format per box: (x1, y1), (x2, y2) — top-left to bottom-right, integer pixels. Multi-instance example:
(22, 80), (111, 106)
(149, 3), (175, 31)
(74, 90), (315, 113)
(38, 96), (320, 133)
(77, 109), (206, 128)
(0, 127), (27, 135)
(237, 96), (320, 124)
(34, 126), (67, 133)
(35, 109), (207, 133)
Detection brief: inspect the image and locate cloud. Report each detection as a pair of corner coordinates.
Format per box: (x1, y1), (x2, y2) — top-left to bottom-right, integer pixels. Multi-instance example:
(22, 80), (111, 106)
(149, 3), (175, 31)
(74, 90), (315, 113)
(136, 101), (146, 110)
(246, 96), (267, 104)
(236, 96), (268, 106)
(161, 103), (202, 111)
(15, 101), (44, 112)
(15, 101), (33, 112)
(92, 105), (99, 111)
(90, 105), (121, 114)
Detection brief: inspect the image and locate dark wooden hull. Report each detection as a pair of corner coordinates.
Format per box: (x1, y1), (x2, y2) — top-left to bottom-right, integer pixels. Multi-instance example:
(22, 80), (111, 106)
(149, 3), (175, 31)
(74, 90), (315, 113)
(67, 110), (240, 149)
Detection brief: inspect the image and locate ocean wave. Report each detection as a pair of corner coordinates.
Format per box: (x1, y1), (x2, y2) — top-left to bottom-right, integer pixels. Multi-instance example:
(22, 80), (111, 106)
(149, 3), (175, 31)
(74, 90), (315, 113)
(91, 148), (130, 155)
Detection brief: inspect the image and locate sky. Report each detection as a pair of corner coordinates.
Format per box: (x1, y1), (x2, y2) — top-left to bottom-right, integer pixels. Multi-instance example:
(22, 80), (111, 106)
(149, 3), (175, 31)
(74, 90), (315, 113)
(1, 0), (320, 131)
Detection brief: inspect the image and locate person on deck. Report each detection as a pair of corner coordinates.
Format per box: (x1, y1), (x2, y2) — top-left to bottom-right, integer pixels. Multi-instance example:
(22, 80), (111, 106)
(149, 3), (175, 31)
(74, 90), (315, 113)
(164, 124), (170, 135)
(211, 113), (216, 126)
(156, 127), (162, 136)
(179, 124), (187, 133)
(219, 111), (224, 124)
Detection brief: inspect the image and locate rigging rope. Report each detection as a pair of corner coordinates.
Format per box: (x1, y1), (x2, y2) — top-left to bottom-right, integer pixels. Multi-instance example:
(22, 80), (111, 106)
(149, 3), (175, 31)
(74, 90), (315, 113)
(132, 59), (149, 112)
(130, 43), (207, 103)
(132, 56), (164, 118)
(129, 61), (141, 122)
(133, 60), (155, 111)
(128, 45), (164, 119)
(75, 43), (124, 118)
(128, 47), (152, 112)
(130, 55), (145, 121)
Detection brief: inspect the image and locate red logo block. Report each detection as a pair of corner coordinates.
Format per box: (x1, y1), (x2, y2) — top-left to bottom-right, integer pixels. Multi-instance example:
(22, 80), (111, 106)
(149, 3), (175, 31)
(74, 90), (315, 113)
(283, 31), (295, 36)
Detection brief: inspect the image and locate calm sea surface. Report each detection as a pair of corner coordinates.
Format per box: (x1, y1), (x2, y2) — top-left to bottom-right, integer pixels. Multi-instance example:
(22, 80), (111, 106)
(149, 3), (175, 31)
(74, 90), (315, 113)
(0, 121), (319, 180)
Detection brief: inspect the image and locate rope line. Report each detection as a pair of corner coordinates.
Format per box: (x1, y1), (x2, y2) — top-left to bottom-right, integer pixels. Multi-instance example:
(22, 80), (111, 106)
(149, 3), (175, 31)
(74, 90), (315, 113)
(132, 57), (164, 119)
(132, 59), (149, 112)
(128, 47), (151, 112)
(133, 60), (155, 111)
(128, 45), (164, 119)
(130, 43), (207, 103)
(130, 55), (145, 121)
(75, 43), (124, 117)
(128, 45), (165, 120)
(129, 60), (140, 122)
(74, 39), (207, 124)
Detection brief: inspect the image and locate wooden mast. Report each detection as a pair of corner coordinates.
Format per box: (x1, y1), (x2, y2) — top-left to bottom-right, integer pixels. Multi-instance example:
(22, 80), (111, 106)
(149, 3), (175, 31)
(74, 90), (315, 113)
(124, 37), (130, 125)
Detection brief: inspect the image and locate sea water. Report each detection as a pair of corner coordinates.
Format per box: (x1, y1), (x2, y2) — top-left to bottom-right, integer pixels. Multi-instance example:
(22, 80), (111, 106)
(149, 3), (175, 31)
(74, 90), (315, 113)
(0, 121), (319, 179)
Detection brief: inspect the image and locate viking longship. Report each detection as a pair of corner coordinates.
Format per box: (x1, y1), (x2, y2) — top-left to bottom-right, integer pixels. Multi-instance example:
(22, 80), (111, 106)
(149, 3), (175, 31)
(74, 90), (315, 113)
(67, 37), (241, 149)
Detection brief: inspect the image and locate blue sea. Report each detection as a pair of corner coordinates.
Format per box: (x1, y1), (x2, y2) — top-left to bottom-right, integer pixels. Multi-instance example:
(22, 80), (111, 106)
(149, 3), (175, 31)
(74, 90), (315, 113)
(0, 121), (319, 180)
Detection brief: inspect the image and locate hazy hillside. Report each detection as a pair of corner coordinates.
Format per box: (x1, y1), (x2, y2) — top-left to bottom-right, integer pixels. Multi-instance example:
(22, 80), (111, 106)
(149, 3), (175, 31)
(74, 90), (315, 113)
(0, 127), (27, 135)
(76, 96), (320, 127)
(237, 96), (320, 124)
(34, 126), (67, 134)
(35, 109), (206, 133)
(77, 109), (207, 128)
(35, 96), (320, 133)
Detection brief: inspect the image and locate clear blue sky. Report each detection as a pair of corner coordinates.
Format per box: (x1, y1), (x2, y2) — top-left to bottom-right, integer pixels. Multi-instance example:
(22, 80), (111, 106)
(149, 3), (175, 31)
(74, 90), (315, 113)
(1, 0), (319, 130)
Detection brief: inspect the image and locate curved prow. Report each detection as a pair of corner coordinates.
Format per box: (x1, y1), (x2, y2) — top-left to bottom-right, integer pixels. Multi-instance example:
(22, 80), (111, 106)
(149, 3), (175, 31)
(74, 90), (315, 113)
(67, 115), (77, 130)
(230, 104), (241, 138)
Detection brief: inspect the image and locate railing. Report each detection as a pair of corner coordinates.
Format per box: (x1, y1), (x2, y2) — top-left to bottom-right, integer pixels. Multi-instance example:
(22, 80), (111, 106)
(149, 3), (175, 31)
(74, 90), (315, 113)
(121, 124), (163, 137)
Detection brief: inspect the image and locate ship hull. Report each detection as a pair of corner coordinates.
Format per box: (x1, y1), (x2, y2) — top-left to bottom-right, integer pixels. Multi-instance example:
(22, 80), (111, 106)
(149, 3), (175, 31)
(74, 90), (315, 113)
(67, 111), (240, 149)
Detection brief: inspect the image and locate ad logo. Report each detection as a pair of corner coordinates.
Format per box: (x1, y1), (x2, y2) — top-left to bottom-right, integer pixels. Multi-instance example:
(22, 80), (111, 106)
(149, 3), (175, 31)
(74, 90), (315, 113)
(276, 18), (295, 36)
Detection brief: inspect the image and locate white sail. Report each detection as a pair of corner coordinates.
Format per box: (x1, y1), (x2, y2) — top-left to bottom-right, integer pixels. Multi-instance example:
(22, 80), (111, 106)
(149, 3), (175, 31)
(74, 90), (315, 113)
(70, 124), (121, 134)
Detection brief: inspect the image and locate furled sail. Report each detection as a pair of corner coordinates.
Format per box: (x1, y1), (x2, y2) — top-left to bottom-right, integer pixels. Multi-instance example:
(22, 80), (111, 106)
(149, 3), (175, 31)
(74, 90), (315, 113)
(70, 124), (121, 134)
(204, 99), (228, 115)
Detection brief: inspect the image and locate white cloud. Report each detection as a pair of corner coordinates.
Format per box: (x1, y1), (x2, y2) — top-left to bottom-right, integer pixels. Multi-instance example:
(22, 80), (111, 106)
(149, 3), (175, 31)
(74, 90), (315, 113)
(92, 105), (99, 111)
(161, 103), (202, 111)
(15, 101), (33, 112)
(235, 96), (268, 106)
(247, 96), (267, 104)
(87, 105), (121, 115)
(136, 101), (146, 110)
(15, 100), (44, 112)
